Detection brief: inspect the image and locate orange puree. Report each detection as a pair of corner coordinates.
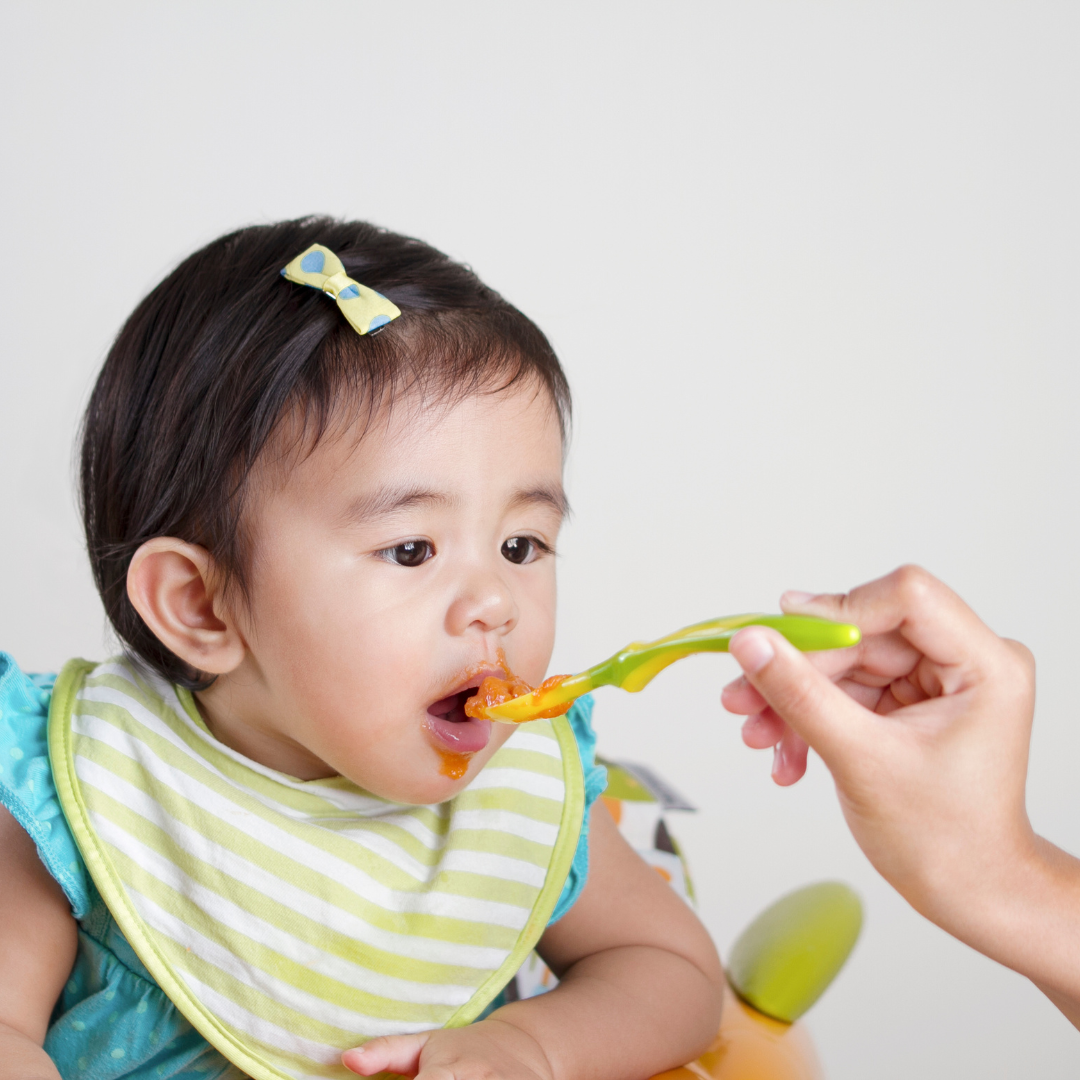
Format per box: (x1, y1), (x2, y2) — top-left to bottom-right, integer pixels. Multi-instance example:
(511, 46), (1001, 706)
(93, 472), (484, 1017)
(465, 672), (573, 722)
(437, 749), (472, 780)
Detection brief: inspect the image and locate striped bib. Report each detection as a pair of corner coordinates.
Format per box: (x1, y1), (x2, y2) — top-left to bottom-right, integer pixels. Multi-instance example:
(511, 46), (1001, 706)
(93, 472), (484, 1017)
(49, 659), (584, 1080)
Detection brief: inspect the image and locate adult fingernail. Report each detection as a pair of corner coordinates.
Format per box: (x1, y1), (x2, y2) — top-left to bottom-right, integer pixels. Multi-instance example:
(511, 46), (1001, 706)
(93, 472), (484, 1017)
(771, 743), (783, 778)
(781, 590), (815, 608)
(731, 629), (774, 674)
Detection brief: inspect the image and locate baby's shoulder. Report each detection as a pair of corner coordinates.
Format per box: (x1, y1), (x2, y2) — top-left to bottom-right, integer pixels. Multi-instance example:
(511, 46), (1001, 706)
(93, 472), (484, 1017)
(564, 695), (606, 801)
(0, 653), (90, 916)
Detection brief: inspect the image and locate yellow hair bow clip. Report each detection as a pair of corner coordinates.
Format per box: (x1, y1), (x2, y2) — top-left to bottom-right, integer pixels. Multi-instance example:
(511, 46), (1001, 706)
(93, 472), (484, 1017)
(280, 244), (401, 335)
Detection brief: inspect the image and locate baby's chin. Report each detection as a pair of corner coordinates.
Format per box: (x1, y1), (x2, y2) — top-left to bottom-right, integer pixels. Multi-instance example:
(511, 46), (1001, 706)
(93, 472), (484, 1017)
(329, 737), (506, 805)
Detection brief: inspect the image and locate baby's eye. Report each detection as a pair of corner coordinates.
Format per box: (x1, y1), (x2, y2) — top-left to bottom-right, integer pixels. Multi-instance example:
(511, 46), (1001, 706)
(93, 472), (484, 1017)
(379, 540), (434, 567)
(501, 536), (550, 565)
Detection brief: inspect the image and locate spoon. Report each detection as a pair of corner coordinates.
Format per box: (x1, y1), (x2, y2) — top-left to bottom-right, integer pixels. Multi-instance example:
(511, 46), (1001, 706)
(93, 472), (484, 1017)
(468, 613), (860, 723)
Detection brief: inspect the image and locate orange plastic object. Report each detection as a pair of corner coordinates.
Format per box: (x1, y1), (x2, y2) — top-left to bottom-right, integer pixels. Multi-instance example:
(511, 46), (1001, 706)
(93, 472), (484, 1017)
(651, 983), (823, 1080)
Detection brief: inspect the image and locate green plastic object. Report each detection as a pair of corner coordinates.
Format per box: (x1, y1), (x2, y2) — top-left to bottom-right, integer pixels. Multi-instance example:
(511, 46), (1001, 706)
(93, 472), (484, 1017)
(726, 881), (863, 1023)
(479, 613), (861, 723)
(597, 762), (656, 803)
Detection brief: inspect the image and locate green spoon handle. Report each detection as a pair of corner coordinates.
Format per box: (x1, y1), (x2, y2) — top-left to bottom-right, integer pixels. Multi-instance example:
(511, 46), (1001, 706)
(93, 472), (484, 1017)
(589, 613), (860, 694)
(486, 614), (860, 721)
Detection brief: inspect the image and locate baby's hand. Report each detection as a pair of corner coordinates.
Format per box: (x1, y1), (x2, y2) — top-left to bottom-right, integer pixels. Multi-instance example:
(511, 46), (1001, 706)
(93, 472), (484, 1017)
(342, 1019), (554, 1080)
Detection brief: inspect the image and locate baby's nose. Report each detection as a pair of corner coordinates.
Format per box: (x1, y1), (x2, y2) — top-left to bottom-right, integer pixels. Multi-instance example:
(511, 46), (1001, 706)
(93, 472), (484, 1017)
(445, 567), (518, 637)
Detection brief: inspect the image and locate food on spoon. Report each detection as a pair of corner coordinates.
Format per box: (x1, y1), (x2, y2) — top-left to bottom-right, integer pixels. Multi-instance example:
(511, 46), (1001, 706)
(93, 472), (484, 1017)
(465, 673), (573, 721)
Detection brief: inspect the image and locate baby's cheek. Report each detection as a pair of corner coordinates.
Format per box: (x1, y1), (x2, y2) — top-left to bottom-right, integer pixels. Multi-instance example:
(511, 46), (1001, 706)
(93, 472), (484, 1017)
(512, 612), (558, 685)
(325, 724), (429, 800)
(487, 722), (517, 756)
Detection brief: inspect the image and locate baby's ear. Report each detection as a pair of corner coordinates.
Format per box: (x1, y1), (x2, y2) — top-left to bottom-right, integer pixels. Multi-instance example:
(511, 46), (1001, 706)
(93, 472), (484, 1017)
(127, 538), (245, 676)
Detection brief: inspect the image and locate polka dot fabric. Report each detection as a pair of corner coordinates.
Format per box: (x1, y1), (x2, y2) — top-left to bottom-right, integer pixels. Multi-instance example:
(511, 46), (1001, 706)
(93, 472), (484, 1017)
(0, 655), (88, 916)
(47, 917), (242, 1080)
(280, 243), (401, 336)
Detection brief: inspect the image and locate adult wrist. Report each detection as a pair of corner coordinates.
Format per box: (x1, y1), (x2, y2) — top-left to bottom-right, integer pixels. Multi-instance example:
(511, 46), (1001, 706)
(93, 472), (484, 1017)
(900, 822), (1045, 961)
(924, 828), (1080, 993)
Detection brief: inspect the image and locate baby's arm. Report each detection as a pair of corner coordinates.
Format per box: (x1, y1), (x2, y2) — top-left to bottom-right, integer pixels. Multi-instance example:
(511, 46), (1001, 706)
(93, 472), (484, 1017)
(0, 806), (78, 1080)
(346, 801), (724, 1080)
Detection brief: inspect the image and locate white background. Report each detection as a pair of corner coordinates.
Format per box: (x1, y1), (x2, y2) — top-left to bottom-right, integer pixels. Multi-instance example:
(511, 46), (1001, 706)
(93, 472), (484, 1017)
(3, 3), (1079, 1075)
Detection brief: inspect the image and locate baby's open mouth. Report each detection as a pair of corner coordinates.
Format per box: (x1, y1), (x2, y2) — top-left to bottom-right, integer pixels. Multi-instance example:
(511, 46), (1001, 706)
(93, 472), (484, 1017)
(427, 688), (478, 725)
(424, 671), (503, 756)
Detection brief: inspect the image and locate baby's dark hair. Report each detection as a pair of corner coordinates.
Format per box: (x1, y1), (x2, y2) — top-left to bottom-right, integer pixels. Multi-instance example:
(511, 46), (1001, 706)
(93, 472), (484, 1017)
(80, 216), (571, 688)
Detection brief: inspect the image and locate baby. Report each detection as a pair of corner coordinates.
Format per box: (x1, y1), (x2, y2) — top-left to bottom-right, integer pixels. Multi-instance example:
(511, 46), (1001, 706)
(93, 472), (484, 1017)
(0, 218), (723, 1080)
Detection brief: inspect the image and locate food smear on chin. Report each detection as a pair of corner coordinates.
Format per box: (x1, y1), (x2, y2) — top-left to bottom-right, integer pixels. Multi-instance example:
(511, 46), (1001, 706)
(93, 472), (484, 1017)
(464, 673), (573, 721)
(437, 748), (472, 780)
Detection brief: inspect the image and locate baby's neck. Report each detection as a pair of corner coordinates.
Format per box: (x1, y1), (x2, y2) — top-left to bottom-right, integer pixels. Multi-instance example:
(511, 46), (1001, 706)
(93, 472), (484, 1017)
(194, 670), (337, 781)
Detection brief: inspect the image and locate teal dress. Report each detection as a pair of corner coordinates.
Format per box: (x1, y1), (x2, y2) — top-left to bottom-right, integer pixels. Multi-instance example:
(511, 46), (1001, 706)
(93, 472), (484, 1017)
(0, 653), (607, 1080)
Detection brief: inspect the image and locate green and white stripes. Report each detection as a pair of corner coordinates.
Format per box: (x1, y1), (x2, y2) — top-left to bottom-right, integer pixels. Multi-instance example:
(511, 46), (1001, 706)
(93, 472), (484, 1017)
(50, 659), (583, 1080)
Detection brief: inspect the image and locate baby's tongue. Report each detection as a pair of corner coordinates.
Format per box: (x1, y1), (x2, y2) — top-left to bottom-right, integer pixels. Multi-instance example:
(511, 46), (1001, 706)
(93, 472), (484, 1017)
(427, 690), (493, 754)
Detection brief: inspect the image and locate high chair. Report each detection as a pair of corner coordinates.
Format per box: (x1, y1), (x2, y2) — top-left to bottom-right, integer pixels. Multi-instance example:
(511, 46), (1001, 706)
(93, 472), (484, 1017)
(506, 760), (863, 1080)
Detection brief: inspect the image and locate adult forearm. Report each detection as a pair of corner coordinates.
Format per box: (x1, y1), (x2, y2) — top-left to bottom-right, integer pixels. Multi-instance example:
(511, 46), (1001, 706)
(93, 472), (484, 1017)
(0, 1023), (61, 1080)
(838, 832), (1080, 1033)
(976, 838), (1080, 1028)
(493, 945), (723, 1080)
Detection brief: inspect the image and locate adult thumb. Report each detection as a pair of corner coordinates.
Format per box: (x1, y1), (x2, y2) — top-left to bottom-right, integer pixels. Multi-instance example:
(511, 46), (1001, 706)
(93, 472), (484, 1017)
(729, 626), (867, 770)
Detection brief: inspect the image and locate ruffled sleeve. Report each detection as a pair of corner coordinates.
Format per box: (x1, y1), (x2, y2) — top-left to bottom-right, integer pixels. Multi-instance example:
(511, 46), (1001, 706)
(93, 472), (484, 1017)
(548, 694), (607, 924)
(0, 652), (90, 917)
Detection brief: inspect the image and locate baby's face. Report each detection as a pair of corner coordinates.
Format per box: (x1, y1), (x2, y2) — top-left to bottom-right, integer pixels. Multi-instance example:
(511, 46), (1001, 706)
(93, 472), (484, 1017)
(202, 383), (565, 804)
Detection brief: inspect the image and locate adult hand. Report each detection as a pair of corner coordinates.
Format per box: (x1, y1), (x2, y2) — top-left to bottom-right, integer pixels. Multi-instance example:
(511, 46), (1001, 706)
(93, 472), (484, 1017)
(721, 566), (1080, 1029)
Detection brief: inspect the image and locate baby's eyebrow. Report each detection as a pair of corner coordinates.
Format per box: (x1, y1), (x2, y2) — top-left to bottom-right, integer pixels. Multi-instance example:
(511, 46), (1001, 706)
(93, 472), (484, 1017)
(341, 483), (569, 525)
(341, 486), (457, 524)
(508, 485), (570, 519)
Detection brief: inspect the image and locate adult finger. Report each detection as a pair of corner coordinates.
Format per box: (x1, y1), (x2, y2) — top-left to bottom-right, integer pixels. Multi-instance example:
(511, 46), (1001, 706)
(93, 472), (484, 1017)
(772, 724), (809, 786)
(741, 709), (784, 749)
(728, 626), (872, 768)
(723, 636), (919, 715)
(722, 675), (769, 716)
(780, 565), (1002, 675)
(741, 711), (812, 786)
